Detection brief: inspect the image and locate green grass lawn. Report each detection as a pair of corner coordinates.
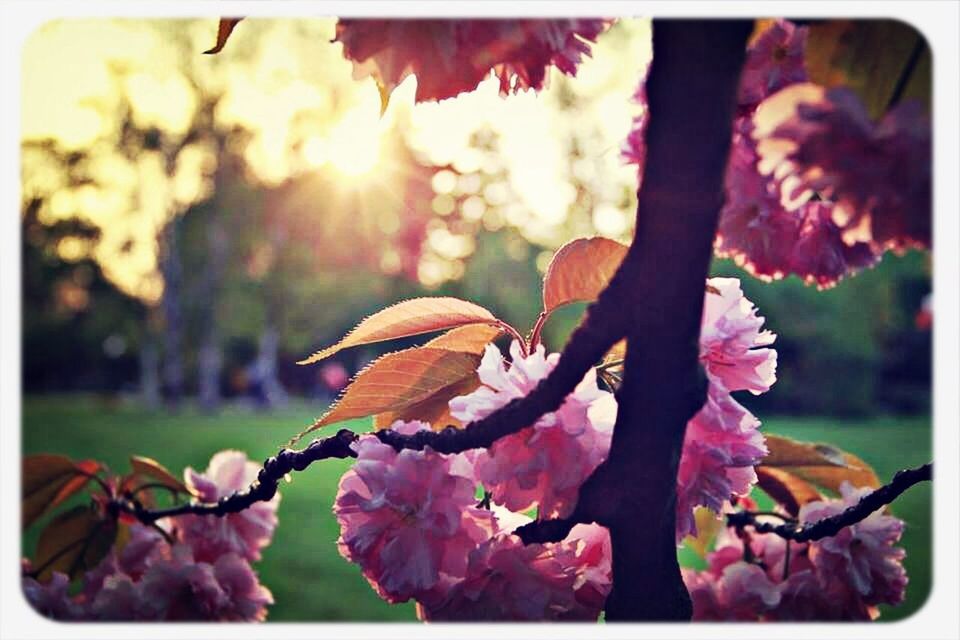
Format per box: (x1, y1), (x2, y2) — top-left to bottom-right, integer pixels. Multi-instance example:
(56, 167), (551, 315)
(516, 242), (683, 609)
(21, 395), (931, 622)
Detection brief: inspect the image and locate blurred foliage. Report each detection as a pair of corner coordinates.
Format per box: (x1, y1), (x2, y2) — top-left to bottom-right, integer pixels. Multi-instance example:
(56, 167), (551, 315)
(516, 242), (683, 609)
(19, 18), (930, 417)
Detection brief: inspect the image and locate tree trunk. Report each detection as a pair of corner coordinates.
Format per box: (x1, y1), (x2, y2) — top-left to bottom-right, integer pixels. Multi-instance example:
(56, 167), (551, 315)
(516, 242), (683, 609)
(254, 315), (288, 409)
(159, 215), (185, 408)
(139, 337), (162, 410)
(198, 198), (229, 414)
(577, 19), (753, 621)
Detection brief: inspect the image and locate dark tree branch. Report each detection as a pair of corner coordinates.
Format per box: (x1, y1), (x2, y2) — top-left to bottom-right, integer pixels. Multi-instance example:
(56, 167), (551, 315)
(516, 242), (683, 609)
(515, 515), (579, 545)
(115, 429), (357, 524)
(727, 462), (932, 542)
(569, 20), (753, 622)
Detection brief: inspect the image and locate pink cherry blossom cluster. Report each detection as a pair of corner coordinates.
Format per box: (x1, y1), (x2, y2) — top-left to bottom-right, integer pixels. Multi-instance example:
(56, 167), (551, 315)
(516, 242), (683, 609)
(677, 277), (776, 540)
(334, 19), (609, 103)
(334, 277), (778, 618)
(684, 484), (908, 621)
(449, 340), (617, 519)
(622, 19), (927, 288)
(753, 83), (931, 252)
(334, 421), (613, 620)
(23, 451), (278, 621)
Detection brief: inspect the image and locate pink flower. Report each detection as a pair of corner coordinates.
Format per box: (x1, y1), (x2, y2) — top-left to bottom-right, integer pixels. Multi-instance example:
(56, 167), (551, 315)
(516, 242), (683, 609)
(738, 20), (808, 108)
(419, 532), (598, 621)
(770, 569), (877, 621)
(117, 522), (168, 578)
(715, 130), (878, 288)
(754, 84), (931, 251)
(449, 341), (615, 519)
(179, 450), (280, 563)
(674, 280), (774, 540)
(334, 426), (494, 604)
(335, 19), (609, 102)
(683, 541), (781, 622)
(136, 545), (272, 621)
(211, 553), (275, 622)
(22, 571), (83, 620)
(688, 508), (905, 621)
(89, 573), (143, 620)
(700, 277), (777, 394)
(676, 386), (768, 540)
(565, 523), (613, 613)
(801, 483), (908, 606)
(135, 545), (227, 620)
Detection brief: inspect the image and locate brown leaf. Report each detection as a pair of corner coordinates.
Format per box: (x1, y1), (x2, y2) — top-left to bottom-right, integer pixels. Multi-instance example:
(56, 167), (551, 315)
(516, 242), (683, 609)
(422, 323), (501, 354)
(23, 455), (98, 530)
(129, 456), (190, 495)
(369, 325), (498, 431)
(789, 450), (881, 494)
(204, 18), (243, 55)
(542, 237), (628, 315)
(306, 347), (483, 433)
(761, 434), (881, 497)
(373, 374), (483, 431)
(755, 466), (825, 515)
(298, 297), (498, 365)
(33, 506), (117, 582)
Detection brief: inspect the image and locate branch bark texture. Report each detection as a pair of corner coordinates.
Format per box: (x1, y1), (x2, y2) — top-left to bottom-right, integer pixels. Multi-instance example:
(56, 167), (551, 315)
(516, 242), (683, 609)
(727, 463), (933, 542)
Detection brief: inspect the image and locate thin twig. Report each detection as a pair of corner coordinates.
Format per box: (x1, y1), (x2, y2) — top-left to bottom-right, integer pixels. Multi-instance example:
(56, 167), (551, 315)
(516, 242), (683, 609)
(115, 429), (358, 524)
(727, 462), (932, 542)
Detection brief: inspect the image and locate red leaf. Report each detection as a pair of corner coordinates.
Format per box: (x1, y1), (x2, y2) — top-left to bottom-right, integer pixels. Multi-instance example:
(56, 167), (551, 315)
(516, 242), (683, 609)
(22, 455), (100, 530)
(49, 460), (101, 511)
(32, 506), (117, 582)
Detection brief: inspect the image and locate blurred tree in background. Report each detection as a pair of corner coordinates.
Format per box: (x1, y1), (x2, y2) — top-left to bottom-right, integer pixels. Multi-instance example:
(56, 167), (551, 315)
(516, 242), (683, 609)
(20, 18), (930, 417)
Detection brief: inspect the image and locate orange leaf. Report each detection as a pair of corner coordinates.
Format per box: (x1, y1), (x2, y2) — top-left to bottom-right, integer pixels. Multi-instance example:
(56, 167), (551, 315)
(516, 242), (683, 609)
(373, 374), (483, 431)
(422, 323), (501, 354)
(789, 450), (881, 494)
(370, 325), (498, 431)
(542, 237), (628, 315)
(22, 455), (97, 530)
(204, 18), (243, 55)
(761, 434), (881, 497)
(129, 456), (190, 495)
(755, 466), (825, 516)
(306, 347), (483, 433)
(33, 506), (116, 582)
(298, 297), (498, 365)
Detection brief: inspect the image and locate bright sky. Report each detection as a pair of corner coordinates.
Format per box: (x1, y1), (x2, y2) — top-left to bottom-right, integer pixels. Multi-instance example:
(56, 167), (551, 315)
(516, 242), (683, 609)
(21, 18), (652, 301)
